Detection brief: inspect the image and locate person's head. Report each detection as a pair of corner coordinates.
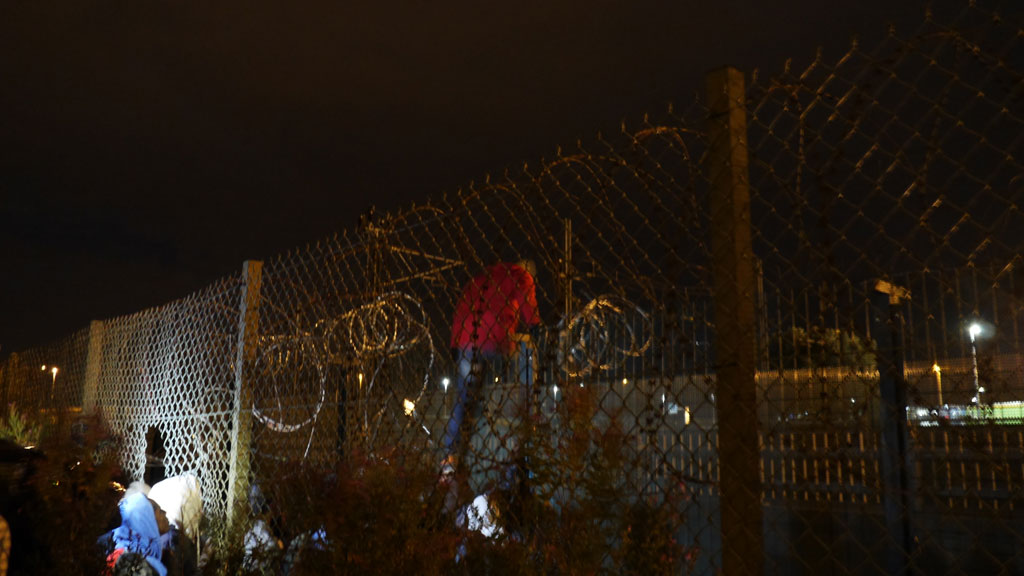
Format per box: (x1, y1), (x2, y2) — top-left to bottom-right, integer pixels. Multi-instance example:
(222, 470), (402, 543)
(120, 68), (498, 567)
(114, 492), (166, 560)
(249, 482), (269, 516)
(113, 552), (160, 576)
(516, 259), (537, 278)
(149, 473), (203, 540)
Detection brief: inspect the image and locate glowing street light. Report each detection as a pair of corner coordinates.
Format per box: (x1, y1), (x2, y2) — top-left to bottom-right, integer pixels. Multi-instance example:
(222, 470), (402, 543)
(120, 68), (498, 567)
(43, 365), (58, 400)
(403, 398), (416, 416)
(969, 323), (982, 405)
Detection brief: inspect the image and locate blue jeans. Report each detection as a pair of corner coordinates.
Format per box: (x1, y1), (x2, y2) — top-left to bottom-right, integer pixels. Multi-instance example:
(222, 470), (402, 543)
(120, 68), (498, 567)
(443, 340), (534, 454)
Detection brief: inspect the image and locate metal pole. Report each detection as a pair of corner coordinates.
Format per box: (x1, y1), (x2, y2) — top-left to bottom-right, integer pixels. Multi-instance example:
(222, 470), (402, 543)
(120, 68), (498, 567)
(562, 218), (573, 403)
(564, 218), (572, 330)
(872, 280), (915, 575)
(971, 331), (981, 405)
(706, 66), (763, 576)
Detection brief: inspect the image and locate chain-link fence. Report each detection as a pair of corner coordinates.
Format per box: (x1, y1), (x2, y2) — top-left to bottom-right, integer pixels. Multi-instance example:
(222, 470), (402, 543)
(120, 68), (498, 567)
(747, 5), (1024, 574)
(1, 2), (1022, 573)
(0, 278), (244, 527)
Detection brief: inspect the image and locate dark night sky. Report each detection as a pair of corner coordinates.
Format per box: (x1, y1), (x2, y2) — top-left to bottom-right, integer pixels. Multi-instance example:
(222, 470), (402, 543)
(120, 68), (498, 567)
(0, 0), (981, 353)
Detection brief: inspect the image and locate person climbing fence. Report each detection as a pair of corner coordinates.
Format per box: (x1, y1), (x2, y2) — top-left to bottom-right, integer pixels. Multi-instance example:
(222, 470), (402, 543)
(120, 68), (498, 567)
(442, 260), (540, 468)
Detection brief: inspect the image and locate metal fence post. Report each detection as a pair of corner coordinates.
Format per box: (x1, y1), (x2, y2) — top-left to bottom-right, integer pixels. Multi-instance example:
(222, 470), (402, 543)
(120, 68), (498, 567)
(82, 320), (105, 415)
(706, 66), (764, 575)
(227, 260), (263, 533)
(871, 280), (915, 575)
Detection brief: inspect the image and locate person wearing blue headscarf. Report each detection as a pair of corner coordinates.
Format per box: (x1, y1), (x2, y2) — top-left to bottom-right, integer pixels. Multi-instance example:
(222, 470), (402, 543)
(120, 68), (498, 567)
(106, 492), (169, 576)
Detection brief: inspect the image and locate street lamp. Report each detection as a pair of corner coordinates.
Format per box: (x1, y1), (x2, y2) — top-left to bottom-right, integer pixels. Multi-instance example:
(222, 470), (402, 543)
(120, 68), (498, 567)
(42, 365), (58, 401)
(932, 363), (943, 406)
(969, 323), (982, 405)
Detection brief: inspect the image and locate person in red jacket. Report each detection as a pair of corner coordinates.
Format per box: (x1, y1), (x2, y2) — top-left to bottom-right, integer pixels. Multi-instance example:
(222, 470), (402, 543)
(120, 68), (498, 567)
(443, 261), (540, 458)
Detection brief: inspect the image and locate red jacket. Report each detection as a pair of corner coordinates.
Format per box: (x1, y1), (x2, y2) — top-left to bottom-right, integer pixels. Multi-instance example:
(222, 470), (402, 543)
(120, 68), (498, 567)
(450, 263), (540, 355)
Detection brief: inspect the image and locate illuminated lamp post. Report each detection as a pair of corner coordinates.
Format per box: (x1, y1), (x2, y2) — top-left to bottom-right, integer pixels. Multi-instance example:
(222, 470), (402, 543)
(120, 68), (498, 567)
(932, 363), (943, 407)
(969, 323), (982, 405)
(42, 365), (58, 401)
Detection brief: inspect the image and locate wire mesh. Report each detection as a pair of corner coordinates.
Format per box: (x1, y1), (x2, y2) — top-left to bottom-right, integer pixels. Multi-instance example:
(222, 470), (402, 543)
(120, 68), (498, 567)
(0, 326), (90, 423)
(93, 277), (243, 531)
(0, 2), (1020, 573)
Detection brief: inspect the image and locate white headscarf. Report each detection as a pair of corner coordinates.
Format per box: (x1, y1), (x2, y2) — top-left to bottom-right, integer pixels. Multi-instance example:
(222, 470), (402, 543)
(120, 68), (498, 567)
(148, 474), (202, 540)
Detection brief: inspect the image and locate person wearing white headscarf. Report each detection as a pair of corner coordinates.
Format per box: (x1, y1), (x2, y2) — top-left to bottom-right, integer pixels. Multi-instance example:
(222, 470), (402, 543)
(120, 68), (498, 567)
(148, 474), (201, 542)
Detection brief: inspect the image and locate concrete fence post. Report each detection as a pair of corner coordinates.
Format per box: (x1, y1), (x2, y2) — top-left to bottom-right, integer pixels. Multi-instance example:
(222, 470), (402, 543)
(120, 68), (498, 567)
(82, 320), (106, 415)
(706, 66), (764, 575)
(227, 260), (263, 533)
(0, 354), (11, 410)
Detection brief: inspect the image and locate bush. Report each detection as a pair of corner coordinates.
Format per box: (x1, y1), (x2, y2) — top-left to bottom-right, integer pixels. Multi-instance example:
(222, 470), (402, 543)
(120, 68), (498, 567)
(0, 404), (40, 448)
(200, 386), (695, 574)
(202, 447), (459, 576)
(5, 391), (694, 574)
(4, 410), (125, 575)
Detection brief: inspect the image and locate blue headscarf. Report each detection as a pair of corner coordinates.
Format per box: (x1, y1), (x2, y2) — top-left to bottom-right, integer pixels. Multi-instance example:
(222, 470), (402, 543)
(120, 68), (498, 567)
(112, 492), (168, 576)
